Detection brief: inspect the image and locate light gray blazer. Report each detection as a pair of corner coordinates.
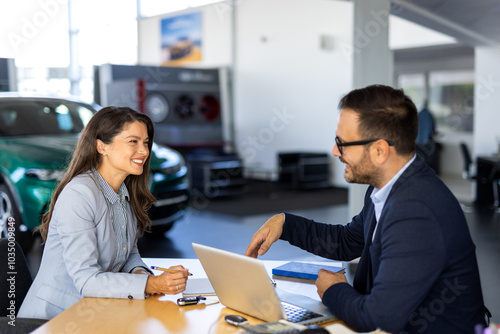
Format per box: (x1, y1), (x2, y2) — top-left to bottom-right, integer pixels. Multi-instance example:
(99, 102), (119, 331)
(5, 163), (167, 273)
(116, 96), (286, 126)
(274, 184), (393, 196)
(18, 172), (150, 320)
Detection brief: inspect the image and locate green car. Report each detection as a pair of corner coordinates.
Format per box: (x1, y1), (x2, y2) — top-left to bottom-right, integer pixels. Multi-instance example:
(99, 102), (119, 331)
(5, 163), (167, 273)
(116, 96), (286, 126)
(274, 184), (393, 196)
(0, 93), (189, 252)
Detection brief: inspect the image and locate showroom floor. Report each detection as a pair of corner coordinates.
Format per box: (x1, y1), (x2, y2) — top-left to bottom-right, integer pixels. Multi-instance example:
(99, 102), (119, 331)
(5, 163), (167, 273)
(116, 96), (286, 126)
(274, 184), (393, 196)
(26, 175), (500, 324)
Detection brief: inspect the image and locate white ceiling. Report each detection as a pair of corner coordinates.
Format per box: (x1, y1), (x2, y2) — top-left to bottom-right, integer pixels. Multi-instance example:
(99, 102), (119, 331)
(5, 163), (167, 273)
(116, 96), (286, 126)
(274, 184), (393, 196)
(390, 0), (500, 46)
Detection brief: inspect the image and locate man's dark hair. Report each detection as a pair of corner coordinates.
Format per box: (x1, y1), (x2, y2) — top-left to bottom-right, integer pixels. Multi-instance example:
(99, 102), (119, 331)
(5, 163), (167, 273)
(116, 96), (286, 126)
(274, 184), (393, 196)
(338, 84), (418, 156)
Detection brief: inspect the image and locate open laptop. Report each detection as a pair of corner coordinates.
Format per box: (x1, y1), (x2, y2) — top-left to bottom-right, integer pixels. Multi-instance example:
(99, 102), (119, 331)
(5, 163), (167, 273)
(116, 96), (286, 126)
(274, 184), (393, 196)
(192, 242), (336, 326)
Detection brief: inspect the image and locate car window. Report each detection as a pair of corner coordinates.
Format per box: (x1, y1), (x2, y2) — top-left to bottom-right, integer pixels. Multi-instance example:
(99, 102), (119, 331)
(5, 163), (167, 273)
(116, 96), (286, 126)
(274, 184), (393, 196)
(0, 99), (96, 137)
(55, 105), (73, 131)
(78, 106), (94, 125)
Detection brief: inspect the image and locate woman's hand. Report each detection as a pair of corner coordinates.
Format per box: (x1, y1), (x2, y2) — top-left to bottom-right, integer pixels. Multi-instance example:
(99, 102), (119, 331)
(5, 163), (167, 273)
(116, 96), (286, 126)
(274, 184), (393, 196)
(145, 265), (189, 295)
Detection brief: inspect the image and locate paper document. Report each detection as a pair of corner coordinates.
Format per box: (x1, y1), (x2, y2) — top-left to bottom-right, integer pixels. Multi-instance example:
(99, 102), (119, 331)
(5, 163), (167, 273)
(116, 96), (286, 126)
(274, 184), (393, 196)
(325, 324), (389, 334)
(182, 278), (216, 296)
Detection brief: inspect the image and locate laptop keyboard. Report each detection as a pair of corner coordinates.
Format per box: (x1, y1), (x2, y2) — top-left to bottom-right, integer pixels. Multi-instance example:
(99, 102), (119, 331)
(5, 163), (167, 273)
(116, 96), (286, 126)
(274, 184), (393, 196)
(281, 302), (323, 323)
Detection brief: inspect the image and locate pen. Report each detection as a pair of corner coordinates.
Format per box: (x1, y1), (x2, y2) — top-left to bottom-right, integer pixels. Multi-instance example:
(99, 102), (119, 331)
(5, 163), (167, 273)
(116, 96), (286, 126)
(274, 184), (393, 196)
(150, 266), (193, 276)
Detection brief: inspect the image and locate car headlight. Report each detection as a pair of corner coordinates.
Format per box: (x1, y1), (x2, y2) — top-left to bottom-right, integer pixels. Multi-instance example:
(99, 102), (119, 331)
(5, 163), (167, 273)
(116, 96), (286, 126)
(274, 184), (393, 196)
(160, 158), (185, 175)
(155, 147), (186, 175)
(25, 169), (66, 181)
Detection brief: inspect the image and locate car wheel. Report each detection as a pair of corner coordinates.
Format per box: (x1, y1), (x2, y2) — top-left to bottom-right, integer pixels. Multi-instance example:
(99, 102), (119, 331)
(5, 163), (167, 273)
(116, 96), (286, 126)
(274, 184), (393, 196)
(150, 222), (175, 236)
(0, 184), (35, 254)
(141, 222), (176, 240)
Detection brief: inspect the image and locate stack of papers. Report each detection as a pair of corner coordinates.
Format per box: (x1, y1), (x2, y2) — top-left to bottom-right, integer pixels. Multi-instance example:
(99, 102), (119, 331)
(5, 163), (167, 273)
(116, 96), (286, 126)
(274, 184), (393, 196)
(182, 278), (216, 297)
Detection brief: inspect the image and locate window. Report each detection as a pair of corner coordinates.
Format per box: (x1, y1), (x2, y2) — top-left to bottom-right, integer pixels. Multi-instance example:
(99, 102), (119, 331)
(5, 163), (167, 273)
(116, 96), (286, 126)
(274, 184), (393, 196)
(429, 70), (474, 133)
(398, 73), (426, 110)
(398, 70), (474, 133)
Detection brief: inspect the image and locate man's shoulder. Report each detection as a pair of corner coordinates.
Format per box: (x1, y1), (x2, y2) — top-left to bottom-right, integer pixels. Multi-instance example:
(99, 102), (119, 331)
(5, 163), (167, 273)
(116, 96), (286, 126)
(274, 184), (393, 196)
(392, 157), (455, 202)
(401, 155), (438, 181)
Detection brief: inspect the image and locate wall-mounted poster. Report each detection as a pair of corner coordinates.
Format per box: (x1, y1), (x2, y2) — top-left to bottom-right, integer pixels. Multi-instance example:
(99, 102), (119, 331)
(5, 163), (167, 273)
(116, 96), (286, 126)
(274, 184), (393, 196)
(161, 12), (202, 66)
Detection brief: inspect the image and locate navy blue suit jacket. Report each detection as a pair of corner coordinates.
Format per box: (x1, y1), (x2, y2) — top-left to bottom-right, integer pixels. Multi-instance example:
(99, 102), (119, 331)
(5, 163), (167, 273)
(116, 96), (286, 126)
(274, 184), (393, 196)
(281, 155), (485, 333)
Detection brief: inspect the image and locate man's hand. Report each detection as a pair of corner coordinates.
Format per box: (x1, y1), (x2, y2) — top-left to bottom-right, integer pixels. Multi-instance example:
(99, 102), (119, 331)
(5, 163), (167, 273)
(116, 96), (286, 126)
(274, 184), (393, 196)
(245, 213), (285, 258)
(316, 269), (348, 299)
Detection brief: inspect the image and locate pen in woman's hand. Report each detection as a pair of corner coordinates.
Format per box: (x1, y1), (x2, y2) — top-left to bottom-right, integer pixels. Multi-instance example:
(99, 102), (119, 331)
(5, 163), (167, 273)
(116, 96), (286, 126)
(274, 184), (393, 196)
(150, 266), (193, 276)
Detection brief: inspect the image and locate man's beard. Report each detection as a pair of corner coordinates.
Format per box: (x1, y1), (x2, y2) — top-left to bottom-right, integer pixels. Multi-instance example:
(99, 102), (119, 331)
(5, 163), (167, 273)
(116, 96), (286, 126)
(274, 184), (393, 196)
(340, 151), (380, 187)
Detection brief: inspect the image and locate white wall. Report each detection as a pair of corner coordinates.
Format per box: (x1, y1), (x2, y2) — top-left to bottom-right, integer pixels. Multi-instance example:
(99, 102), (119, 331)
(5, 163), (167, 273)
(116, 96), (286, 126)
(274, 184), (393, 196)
(437, 132), (473, 176)
(233, 0), (353, 187)
(473, 46), (500, 157)
(138, 0), (353, 187)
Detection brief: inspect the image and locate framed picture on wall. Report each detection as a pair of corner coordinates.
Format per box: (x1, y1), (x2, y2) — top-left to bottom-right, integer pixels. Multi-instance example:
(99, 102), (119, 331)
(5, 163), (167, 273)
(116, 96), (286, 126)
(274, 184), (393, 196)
(160, 12), (202, 66)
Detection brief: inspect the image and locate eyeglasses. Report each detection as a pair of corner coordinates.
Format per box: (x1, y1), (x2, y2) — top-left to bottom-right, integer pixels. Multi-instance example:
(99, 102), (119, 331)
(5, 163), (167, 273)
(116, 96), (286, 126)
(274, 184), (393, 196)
(335, 136), (394, 155)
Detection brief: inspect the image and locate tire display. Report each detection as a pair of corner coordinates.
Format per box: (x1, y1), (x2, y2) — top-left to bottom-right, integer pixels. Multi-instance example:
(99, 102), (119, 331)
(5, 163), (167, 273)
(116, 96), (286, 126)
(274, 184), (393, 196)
(146, 93), (170, 123)
(97, 65), (225, 148)
(173, 94), (195, 119)
(199, 94), (221, 121)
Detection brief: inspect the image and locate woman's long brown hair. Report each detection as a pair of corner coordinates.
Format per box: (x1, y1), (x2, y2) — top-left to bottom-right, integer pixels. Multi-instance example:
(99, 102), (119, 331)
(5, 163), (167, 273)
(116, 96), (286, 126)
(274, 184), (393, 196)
(36, 106), (156, 242)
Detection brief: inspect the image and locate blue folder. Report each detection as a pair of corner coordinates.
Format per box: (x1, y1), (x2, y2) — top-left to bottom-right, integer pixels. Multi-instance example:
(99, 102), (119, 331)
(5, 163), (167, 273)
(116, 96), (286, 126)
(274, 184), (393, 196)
(272, 261), (345, 280)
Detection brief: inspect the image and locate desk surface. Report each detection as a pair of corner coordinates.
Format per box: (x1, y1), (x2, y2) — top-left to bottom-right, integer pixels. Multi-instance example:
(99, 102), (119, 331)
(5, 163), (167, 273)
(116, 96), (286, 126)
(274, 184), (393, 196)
(31, 258), (366, 334)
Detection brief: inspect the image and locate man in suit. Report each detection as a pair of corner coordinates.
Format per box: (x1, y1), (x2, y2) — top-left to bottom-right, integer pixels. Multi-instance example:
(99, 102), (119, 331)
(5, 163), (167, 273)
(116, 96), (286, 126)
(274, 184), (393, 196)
(245, 85), (487, 333)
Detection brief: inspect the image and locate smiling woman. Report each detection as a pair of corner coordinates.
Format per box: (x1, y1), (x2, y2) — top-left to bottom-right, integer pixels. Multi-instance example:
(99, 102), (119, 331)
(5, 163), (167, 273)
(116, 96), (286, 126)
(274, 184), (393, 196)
(17, 106), (191, 321)
(37, 106), (157, 242)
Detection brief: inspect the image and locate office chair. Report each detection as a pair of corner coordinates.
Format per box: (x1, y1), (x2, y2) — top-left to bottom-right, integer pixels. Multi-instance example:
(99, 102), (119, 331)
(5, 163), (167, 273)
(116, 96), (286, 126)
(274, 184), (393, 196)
(460, 142), (476, 180)
(459, 142), (479, 213)
(0, 238), (47, 332)
(459, 142), (500, 211)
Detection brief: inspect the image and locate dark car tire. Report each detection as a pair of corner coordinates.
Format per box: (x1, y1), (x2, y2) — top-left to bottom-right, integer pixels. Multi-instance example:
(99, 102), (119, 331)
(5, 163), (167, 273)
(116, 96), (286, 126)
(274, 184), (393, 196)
(150, 222), (175, 235)
(0, 184), (35, 254)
